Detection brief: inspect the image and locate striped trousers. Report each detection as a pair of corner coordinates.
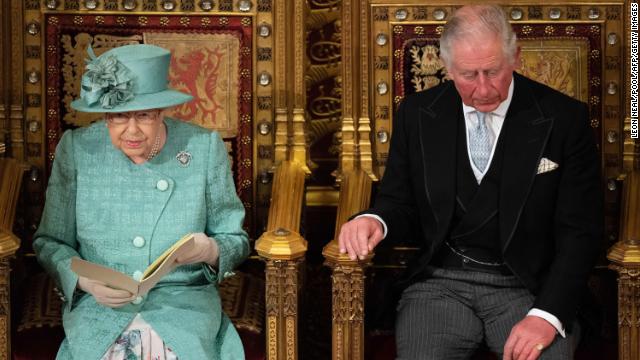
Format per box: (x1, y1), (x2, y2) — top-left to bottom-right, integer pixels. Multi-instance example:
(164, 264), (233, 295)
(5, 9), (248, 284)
(395, 267), (579, 359)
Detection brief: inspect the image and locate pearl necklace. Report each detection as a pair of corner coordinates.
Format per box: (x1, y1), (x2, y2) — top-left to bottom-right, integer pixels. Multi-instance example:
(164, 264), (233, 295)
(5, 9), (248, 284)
(146, 126), (163, 161)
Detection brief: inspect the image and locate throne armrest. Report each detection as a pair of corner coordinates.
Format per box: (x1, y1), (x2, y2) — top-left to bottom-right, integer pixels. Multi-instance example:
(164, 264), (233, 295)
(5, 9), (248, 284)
(323, 169), (373, 360)
(264, 160), (307, 234)
(608, 169), (640, 359)
(255, 160), (308, 359)
(0, 228), (15, 359)
(0, 227), (20, 259)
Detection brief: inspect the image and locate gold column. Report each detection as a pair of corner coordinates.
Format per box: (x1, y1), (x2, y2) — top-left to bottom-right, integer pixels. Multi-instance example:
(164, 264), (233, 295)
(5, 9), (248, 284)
(623, 0), (639, 170)
(290, 0), (309, 173)
(273, 0), (309, 172)
(338, 0), (358, 177)
(356, 0), (375, 181)
(0, 0), (5, 156)
(8, 0), (24, 160)
(0, 0), (25, 158)
(608, 170), (640, 360)
(256, 161), (308, 360)
(339, 0), (376, 181)
(323, 169), (373, 360)
(273, 0), (289, 164)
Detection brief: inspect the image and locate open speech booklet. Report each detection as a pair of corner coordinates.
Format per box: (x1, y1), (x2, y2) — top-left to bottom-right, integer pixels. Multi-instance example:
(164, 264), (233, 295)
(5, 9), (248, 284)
(70, 233), (195, 297)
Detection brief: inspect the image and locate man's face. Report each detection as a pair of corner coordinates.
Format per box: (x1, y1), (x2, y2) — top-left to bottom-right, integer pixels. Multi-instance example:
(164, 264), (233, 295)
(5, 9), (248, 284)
(445, 34), (520, 113)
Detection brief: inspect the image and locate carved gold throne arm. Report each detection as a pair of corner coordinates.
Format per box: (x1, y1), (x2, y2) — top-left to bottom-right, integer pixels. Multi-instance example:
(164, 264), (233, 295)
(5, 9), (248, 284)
(0, 158), (29, 359)
(608, 169), (640, 360)
(323, 169), (373, 360)
(0, 228), (19, 360)
(255, 160), (308, 360)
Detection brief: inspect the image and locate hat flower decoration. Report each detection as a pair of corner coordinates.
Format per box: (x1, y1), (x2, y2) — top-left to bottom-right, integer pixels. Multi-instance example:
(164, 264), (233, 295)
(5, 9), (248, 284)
(80, 46), (135, 109)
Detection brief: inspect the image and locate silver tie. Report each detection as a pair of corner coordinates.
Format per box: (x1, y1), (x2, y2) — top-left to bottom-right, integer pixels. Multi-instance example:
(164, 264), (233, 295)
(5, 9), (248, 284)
(469, 112), (491, 172)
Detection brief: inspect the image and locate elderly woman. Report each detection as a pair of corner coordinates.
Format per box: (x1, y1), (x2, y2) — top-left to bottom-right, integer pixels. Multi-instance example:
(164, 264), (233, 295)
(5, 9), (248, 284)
(33, 44), (249, 359)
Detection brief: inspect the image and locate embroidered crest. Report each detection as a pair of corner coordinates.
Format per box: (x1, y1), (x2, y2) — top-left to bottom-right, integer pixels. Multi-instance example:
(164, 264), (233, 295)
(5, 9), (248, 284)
(176, 150), (192, 167)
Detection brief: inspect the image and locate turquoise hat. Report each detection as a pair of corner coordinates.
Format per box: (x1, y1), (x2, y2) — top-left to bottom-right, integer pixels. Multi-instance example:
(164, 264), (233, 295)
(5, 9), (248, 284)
(71, 44), (193, 113)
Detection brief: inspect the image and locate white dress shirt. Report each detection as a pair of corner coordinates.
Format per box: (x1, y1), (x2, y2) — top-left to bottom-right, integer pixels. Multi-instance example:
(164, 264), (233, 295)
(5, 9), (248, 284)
(358, 77), (566, 337)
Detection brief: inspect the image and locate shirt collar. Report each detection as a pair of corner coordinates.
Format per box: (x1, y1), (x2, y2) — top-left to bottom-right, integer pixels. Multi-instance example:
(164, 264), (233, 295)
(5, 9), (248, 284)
(462, 76), (514, 118)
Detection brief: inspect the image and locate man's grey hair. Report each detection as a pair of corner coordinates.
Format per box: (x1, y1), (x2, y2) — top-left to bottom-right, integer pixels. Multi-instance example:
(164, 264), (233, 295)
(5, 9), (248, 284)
(439, 5), (517, 68)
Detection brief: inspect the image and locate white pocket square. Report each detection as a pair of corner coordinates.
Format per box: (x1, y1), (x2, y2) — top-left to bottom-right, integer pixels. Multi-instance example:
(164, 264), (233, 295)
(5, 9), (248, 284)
(537, 157), (558, 174)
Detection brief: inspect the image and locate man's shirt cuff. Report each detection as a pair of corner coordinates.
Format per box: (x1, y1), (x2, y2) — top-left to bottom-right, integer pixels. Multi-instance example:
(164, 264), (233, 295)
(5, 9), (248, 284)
(354, 214), (388, 238)
(527, 308), (566, 338)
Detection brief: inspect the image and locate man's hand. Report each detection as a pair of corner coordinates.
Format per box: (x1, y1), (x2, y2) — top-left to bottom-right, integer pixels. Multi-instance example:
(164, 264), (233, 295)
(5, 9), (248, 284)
(503, 316), (557, 360)
(175, 232), (219, 267)
(77, 276), (135, 308)
(338, 217), (384, 260)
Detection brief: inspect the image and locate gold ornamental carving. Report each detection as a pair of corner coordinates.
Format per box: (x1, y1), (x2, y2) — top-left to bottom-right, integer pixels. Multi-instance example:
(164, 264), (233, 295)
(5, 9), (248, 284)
(331, 265), (365, 322)
(0, 259), (11, 359)
(306, 65), (341, 151)
(257, 161), (307, 360)
(305, 0), (342, 169)
(324, 244), (370, 360)
(330, 265), (366, 360)
(0, 260), (9, 317)
(0, 317), (7, 360)
(259, 229), (306, 360)
(609, 265), (640, 360)
(338, 0), (357, 177)
(609, 170), (640, 360)
(323, 169), (373, 360)
(4, 0), (26, 160)
(263, 259), (303, 360)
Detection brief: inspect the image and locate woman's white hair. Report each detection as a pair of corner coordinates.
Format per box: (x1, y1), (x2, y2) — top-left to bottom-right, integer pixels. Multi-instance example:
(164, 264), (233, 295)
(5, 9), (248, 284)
(439, 5), (517, 68)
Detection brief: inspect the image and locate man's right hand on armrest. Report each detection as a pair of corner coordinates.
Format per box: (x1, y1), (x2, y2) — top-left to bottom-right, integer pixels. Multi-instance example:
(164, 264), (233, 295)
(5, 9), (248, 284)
(338, 216), (384, 260)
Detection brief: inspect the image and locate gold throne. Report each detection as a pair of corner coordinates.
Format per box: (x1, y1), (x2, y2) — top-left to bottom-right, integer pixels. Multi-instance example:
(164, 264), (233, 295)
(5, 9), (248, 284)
(323, 1), (638, 359)
(0, 0), (312, 359)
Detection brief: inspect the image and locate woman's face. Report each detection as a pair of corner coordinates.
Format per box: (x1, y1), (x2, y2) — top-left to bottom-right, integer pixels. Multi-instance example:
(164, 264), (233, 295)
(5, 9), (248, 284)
(105, 109), (163, 163)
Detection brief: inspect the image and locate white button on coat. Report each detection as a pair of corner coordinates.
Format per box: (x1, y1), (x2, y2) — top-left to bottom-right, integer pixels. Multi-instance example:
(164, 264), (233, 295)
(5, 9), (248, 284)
(132, 296), (143, 305)
(132, 236), (145, 248)
(156, 179), (169, 191)
(132, 270), (144, 282)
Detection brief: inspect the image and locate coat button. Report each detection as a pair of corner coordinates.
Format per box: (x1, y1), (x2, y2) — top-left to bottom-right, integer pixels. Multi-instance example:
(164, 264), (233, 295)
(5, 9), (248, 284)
(156, 179), (169, 191)
(223, 271), (236, 279)
(132, 296), (143, 305)
(132, 270), (144, 282)
(132, 236), (145, 248)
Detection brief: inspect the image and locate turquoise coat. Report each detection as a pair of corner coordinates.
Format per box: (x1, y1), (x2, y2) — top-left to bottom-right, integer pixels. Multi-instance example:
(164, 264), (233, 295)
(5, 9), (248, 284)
(34, 118), (250, 359)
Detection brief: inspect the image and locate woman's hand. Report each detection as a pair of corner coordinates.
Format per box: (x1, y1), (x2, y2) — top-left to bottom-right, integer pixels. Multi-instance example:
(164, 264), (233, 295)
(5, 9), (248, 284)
(175, 233), (219, 267)
(77, 276), (135, 308)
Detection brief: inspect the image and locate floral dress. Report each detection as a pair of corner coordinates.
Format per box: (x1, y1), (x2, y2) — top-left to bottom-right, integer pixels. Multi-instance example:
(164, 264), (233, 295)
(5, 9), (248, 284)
(100, 314), (178, 360)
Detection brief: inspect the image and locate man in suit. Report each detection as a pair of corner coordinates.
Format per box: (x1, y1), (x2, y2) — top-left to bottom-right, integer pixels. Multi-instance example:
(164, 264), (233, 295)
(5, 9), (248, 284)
(338, 5), (602, 360)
